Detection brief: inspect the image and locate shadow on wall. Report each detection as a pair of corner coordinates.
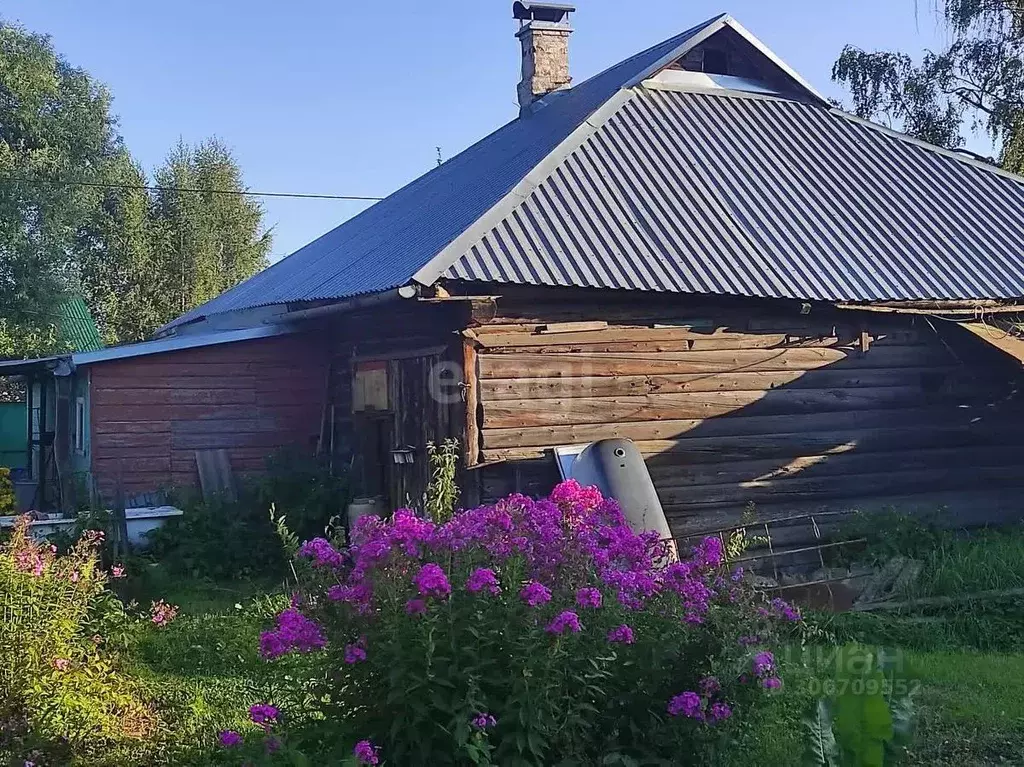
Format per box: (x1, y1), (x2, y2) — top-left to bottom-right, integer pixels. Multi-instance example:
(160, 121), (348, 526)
(475, 306), (1024, 540)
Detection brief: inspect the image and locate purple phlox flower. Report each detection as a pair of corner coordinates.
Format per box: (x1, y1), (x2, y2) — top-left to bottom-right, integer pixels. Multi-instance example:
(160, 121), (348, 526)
(413, 563), (452, 599)
(354, 739), (380, 765)
(264, 735), (282, 754)
(667, 691), (703, 719)
(519, 580), (552, 608)
(345, 637), (368, 664)
(546, 610), (582, 635)
(762, 676), (783, 690)
(471, 712), (498, 729)
(738, 635), (761, 648)
(219, 730), (243, 748)
(709, 702), (733, 722)
(405, 598), (428, 616)
(466, 567), (501, 596)
(752, 651), (775, 678)
(260, 608), (327, 659)
(327, 582), (373, 614)
(699, 676), (721, 697)
(770, 597), (802, 622)
(249, 703), (279, 726)
(298, 538), (344, 568)
(691, 536), (725, 570)
(730, 566), (744, 583)
(607, 624), (635, 644)
(388, 508), (437, 557)
(576, 587), (602, 609)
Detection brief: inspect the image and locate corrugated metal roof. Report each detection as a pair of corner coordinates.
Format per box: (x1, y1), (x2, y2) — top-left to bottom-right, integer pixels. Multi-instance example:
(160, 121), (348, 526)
(165, 16), (726, 330)
(73, 326), (297, 367)
(446, 88), (1024, 301)
(58, 297), (103, 352)
(167, 13), (1024, 332)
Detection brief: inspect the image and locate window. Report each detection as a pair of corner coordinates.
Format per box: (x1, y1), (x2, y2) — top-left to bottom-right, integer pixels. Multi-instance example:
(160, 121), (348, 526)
(73, 397), (86, 454)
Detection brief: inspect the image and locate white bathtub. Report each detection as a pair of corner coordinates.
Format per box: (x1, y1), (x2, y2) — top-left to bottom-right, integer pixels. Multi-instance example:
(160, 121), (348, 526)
(0, 506), (183, 547)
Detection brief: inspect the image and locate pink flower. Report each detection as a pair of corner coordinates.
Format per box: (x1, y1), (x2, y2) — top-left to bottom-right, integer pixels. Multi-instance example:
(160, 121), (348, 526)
(576, 587), (602, 609)
(149, 600), (179, 627)
(413, 563), (451, 599)
(53, 658), (69, 671)
(607, 624), (635, 644)
(519, 581), (552, 608)
(546, 610), (582, 635)
(298, 538), (344, 568)
(111, 565), (126, 579)
(219, 730), (243, 748)
(668, 691), (703, 719)
(354, 739), (380, 765)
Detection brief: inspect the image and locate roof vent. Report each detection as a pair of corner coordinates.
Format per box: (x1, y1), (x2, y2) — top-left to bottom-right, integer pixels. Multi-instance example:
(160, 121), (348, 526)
(513, 2), (575, 115)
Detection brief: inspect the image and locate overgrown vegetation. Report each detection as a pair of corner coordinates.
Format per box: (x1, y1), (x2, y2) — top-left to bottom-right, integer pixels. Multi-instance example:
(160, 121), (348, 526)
(146, 451), (349, 580)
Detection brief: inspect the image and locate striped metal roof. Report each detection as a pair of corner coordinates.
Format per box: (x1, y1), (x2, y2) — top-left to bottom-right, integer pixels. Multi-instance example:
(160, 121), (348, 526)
(167, 14), (1024, 331)
(58, 297), (103, 352)
(165, 16), (727, 330)
(446, 88), (1024, 301)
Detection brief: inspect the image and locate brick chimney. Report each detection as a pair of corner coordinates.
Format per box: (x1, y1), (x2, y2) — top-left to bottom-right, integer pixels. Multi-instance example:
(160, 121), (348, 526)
(513, 2), (575, 115)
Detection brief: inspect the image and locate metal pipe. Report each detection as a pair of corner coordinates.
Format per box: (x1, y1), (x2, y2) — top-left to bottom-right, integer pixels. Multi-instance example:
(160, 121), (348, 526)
(267, 286), (417, 325)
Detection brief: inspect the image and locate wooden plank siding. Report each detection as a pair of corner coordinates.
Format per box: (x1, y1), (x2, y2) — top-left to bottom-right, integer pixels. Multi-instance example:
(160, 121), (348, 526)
(468, 294), (1024, 533)
(88, 334), (328, 500)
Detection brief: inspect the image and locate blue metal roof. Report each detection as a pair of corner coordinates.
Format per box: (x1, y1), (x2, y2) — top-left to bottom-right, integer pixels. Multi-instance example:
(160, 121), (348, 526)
(167, 16), (725, 329)
(168, 13), (1024, 330)
(446, 88), (1024, 301)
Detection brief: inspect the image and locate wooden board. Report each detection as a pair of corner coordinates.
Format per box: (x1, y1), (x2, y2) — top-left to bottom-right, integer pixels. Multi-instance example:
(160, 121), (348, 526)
(481, 386), (930, 428)
(480, 347), (952, 378)
(480, 367), (962, 400)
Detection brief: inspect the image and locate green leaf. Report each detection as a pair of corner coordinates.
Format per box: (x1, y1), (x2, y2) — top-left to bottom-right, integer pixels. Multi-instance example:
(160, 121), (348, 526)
(801, 699), (841, 767)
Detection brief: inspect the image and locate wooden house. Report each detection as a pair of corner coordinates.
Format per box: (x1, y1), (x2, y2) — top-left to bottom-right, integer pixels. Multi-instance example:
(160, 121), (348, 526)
(8, 8), (1024, 534)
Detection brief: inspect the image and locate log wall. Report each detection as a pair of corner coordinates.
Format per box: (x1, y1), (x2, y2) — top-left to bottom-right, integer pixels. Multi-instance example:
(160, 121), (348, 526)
(468, 293), (1024, 534)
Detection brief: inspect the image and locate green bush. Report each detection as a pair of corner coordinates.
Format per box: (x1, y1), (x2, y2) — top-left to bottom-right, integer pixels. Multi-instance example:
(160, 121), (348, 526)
(231, 481), (801, 765)
(147, 451), (349, 580)
(0, 517), (156, 763)
(0, 467), (15, 516)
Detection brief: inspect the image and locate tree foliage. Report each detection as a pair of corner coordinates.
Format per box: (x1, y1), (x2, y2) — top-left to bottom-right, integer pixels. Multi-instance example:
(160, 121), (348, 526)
(0, 19), (272, 353)
(833, 0), (1024, 171)
(0, 20), (118, 356)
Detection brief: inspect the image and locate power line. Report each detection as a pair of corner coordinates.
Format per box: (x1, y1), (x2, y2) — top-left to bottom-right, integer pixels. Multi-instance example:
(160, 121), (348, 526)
(0, 176), (385, 202)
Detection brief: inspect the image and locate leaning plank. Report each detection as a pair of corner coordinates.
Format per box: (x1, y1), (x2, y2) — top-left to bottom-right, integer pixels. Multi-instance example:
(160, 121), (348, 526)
(852, 587), (1024, 613)
(195, 449), (237, 502)
(481, 386), (926, 428)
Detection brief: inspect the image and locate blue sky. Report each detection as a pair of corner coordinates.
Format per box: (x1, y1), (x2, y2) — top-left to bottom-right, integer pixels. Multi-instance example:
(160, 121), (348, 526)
(4, 0), (956, 260)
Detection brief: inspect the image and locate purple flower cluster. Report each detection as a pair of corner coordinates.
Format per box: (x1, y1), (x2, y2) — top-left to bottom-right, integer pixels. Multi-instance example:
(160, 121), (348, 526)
(353, 739), (380, 765)
(260, 608), (327, 659)
(520, 581), (552, 608)
(668, 691), (702, 719)
(249, 703), (279, 726)
(607, 624), (635, 644)
(298, 538), (344, 568)
(413, 563), (452, 599)
(575, 587), (602, 609)
(218, 730), (243, 748)
(546, 610), (582, 635)
(466, 567), (501, 596)
(345, 638), (368, 664)
(405, 598), (427, 616)
(769, 597), (802, 622)
(472, 712), (497, 729)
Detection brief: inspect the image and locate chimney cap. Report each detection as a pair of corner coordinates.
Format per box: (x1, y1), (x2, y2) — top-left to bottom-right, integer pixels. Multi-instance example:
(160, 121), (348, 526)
(513, 1), (576, 24)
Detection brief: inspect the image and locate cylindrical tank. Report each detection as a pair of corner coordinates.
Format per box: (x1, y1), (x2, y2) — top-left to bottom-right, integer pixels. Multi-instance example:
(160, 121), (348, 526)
(346, 497), (382, 531)
(570, 439), (675, 549)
